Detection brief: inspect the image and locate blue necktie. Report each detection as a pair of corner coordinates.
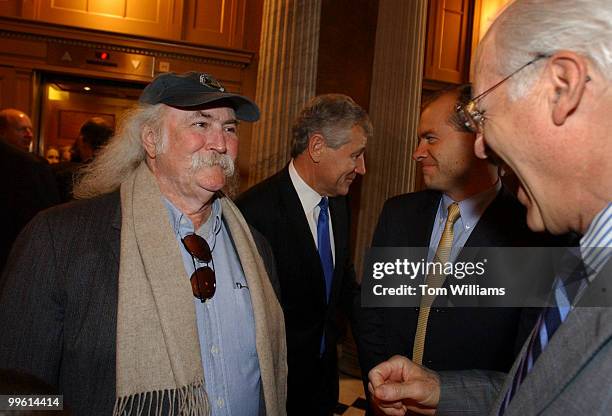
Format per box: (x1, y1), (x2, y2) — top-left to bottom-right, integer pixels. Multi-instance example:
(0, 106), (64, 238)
(499, 249), (588, 414)
(317, 197), (333, 354)
(317, 197), (334, 301)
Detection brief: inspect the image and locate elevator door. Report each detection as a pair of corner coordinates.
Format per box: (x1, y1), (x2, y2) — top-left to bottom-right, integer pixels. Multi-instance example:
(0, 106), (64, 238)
(38, 74), (144, 161)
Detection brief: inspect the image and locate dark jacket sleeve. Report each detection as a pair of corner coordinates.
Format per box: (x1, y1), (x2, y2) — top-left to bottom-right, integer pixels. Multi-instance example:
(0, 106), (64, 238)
(0, 211), (64, 388)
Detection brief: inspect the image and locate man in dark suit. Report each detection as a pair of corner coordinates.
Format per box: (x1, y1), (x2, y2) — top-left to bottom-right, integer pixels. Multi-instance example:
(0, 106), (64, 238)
(0, 72), (287, 416)
(369, 2), (611, 415)
(237, 94), (373, 415)
(356, 86), (553, 412)
(0, 108), (59, 273)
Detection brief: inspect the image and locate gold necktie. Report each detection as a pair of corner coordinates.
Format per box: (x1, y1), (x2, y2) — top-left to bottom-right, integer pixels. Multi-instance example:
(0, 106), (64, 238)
(412, 202), (461, 365)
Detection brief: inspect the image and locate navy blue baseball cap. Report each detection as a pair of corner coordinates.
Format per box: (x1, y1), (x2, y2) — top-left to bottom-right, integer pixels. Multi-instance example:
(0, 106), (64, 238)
(139, 72), (260, 122)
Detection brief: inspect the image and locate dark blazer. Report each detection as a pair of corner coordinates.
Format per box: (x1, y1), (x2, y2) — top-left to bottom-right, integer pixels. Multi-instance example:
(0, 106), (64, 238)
(0, 140), (59, 273)
(237, 166), (357, 415)
(355, 187), (557, 408)
(0, 191), (279, 416)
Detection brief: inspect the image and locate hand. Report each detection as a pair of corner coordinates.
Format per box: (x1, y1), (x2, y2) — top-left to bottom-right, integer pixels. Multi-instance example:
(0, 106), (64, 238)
(368, 355), (441, 415)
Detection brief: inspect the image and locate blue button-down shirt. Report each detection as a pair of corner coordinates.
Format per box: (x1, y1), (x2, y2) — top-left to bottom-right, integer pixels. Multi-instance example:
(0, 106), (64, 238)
(164, 197), (261, 416)
(428, 181), (502, 262)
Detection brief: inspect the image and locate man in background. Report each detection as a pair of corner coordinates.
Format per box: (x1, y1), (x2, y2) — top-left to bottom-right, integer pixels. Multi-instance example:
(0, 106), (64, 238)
(54, 117), (114, 201)
(368, 1), (612, 415)
(238, 94), (372, 415)
(0, 108), (34, 152)
(0, 108), (59, 273)
(73, 117), (114, 163)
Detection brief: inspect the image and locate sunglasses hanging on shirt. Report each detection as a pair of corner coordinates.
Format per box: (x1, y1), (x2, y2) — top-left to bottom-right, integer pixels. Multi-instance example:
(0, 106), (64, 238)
(182, 233), (216, 302)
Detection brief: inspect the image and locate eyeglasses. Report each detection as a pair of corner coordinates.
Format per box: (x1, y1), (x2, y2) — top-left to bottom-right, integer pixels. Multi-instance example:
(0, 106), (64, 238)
(456, 54), (550, 133)
(182, 233), (216, 302)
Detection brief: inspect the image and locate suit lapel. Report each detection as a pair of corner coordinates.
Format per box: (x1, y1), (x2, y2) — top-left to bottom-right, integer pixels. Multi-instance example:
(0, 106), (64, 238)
(506, 305), (612, 415)
(419, 193), (440, 245)
(461, 187), (505, 249)
(329, 196), (349, 300)
(497, 261), (612, 415)
(278, 168), (327, 300)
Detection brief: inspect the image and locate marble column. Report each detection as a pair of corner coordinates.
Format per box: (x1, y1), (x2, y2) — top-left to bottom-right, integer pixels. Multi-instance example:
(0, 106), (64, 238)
(247, 0), (322, 186)
(354, 0), (428, 277)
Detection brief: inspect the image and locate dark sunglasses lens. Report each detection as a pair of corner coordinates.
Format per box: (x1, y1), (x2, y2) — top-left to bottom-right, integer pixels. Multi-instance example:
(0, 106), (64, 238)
(191, 267), (216, 300)
(182, 234), (212, 262)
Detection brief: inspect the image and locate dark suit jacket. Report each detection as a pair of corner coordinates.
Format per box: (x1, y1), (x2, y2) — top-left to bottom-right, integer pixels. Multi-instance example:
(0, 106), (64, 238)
(355, 188), (558, 408)
(0, 191), (279, 416)
(237, 166), (357, 415)
(0, 140), (59, 273)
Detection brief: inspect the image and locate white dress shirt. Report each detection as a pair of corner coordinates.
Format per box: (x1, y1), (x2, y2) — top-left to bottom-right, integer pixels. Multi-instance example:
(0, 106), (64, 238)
(288, 159), (336, 264)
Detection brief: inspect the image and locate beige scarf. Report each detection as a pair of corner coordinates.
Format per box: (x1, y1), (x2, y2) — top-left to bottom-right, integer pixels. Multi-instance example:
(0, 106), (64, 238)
(113, 163), (287, 415)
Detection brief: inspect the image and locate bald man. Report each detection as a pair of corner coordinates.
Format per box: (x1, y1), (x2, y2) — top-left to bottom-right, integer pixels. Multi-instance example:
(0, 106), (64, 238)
(0, 108), (59, 273)
(0, 109), (34, 151)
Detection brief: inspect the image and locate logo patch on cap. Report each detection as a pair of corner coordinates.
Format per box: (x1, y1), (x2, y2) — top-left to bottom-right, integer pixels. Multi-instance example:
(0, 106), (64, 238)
(199, 73), (225, 92)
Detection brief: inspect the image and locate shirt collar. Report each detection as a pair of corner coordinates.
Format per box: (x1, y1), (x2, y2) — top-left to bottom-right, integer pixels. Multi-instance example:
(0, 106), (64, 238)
(579, 202), (612, 277)
(163, 196), (223, 241)
(289, 159), (324, 212)
(441, 180), (502, 230)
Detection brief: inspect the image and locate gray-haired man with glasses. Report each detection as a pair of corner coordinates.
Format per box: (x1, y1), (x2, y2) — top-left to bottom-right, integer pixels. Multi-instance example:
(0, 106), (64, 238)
(367, 1), (612, 415)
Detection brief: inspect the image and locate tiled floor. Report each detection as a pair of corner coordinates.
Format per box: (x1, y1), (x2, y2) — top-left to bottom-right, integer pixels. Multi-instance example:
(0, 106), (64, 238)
(334, 373), (367, 415)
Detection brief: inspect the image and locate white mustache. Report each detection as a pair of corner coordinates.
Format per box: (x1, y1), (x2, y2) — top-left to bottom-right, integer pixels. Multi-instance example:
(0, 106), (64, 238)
(190, 152), (235, 177)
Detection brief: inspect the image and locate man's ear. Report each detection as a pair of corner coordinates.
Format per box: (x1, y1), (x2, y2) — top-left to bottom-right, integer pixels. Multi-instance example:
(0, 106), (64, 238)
(548, 52), (589, 126)
(141, 127), (157, 159)
(474, 133), (488, 159)
(307, 133), (326, 163)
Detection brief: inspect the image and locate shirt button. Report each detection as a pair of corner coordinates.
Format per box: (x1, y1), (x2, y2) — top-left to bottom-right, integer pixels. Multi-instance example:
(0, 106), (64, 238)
(211, 345), (219, 355)
(217, 397), (224, 408)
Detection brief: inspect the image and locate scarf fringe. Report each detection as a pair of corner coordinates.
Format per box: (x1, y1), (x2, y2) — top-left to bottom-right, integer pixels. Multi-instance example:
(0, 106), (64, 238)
(112, 379), (209, 416)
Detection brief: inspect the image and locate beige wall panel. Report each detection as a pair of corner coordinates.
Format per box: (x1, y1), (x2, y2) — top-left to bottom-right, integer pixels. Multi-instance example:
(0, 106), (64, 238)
(0, 1), (36, 18)
(184, 0), (245, 48)
(0, 1), (20, 16)
(126, 0), (160, 22)
(35, 0), (177, 39)
(0, 67), (16, 110)
(439, 10), (462, 70)
(15, 69), (33, 115)
(445, 0), (462, 11)
(90, 0), (126, 17)
(424, 0), (469, 84)
(194, 0), (223, 31)
(0, 67), (32, 114)
(0, 38), (46, 59)
(52, 0), (87, 11)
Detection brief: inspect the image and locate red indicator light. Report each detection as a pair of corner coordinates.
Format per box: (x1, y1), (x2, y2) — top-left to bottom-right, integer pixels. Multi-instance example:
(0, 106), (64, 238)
(95, 51), (110, 60)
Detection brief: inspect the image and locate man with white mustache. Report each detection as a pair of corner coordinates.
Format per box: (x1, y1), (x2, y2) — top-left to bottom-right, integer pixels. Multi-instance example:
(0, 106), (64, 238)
(0, 72), (287, 416)
(190, 150), (235, 176)
(237, 94), (372, 415)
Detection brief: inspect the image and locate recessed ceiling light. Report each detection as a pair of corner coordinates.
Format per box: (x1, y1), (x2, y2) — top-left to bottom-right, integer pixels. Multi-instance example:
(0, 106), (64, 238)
(83, 86), (91, 91)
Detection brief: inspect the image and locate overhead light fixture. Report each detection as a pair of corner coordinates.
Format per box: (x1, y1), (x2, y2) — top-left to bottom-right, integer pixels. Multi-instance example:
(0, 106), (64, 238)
(83, 86), (91, 91)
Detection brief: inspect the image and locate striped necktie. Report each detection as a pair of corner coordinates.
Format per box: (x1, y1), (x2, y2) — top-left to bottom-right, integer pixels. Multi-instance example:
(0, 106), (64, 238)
(498, 249), (588, 415)
(412, 202), (461, 365)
